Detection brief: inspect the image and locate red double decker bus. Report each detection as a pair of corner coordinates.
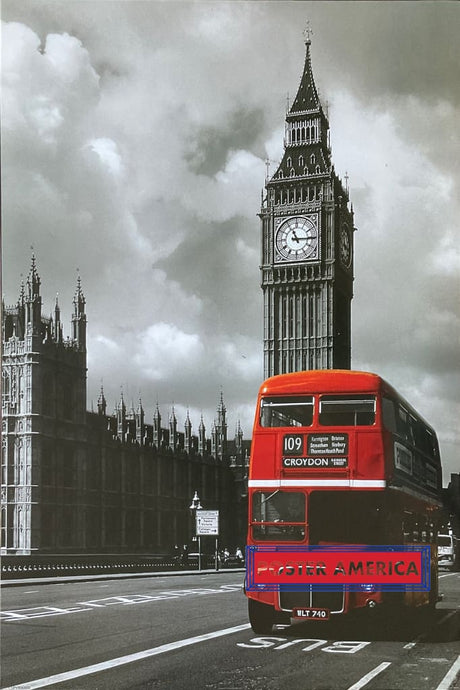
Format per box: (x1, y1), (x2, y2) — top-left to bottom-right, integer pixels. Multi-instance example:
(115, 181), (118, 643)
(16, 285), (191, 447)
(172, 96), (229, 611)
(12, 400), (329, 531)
(246, 370), (443, 633)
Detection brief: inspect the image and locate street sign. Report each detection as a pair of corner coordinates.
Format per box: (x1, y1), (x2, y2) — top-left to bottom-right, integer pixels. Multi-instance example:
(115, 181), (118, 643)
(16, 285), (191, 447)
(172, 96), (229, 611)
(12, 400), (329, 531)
(196, 510), (219, 536)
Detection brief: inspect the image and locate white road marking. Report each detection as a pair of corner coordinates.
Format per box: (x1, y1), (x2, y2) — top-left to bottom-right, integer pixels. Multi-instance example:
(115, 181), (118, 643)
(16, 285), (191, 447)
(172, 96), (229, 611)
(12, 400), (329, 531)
(1, 623), (251, 690)
(346, 662), (392, 690)
(1, 584), (242, 622)
(404, 600), (460, 650)
(437, 610), (460, 626)
(439, 572), (460, 579)
(435, 655), (460, 690)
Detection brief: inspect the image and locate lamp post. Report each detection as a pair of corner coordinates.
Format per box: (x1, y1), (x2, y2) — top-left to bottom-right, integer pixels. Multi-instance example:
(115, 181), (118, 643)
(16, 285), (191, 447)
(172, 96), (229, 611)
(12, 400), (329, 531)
(189, 491), (202, 570)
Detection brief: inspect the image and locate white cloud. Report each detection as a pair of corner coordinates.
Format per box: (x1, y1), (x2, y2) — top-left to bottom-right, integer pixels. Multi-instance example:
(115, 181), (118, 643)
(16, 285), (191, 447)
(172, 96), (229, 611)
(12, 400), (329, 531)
(2, 3), (459, 482)
(134, 322), (204, 381)
(88, 137), (124, 176)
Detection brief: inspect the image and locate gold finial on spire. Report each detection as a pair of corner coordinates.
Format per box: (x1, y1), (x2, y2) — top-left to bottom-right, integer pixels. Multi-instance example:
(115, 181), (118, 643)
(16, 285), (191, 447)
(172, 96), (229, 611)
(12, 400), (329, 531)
(303, 20), (313, 44)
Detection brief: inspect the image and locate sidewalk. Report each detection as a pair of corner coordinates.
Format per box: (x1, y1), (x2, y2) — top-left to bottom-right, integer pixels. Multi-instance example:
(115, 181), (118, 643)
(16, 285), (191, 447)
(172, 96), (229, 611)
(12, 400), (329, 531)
(1, 567), (245, 587)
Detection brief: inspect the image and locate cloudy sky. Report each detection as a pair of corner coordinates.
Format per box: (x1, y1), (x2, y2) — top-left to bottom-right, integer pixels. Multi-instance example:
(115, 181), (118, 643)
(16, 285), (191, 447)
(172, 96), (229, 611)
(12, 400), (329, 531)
(2, 1), (459, 483)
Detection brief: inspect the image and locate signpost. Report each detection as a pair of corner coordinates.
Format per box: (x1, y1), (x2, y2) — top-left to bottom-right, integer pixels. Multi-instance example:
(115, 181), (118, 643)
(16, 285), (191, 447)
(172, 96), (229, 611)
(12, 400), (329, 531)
(196, 510), (219, 571)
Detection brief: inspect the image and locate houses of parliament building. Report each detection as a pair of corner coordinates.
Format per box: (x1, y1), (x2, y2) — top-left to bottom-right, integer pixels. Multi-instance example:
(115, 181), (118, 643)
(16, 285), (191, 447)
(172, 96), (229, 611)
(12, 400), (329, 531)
(2, 31), (355, 557)
(1, 258), (249, 555)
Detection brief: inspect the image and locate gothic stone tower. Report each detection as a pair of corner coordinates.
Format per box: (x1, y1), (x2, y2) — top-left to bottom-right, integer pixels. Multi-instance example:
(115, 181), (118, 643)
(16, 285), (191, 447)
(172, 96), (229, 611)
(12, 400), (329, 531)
(261, 32), (354, 378)
(1, 257), (87, 553)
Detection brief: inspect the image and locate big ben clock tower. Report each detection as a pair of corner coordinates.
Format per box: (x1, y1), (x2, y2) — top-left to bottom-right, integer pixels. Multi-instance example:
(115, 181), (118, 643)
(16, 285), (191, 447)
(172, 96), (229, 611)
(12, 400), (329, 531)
(261, 28), (354, 378)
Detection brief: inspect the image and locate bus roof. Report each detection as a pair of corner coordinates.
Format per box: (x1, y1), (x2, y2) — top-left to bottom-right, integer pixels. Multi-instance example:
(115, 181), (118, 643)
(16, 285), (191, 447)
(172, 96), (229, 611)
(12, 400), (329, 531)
(258, 370), (436, 433)
(259, 370), (383, 396)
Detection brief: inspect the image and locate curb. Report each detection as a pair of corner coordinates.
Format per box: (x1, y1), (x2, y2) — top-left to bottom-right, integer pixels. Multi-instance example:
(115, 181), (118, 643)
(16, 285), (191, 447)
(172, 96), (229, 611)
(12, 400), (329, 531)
(1, 567), (246, 587)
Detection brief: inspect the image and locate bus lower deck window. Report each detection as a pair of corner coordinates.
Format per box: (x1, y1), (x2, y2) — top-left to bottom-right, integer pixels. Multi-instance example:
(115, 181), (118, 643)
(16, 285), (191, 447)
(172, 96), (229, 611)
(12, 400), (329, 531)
(251, 491), (305, 541)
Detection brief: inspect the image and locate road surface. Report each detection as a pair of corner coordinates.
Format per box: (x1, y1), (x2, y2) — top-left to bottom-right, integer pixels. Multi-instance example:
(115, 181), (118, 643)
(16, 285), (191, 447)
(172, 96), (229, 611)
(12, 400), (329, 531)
(1, 569), (459, 689)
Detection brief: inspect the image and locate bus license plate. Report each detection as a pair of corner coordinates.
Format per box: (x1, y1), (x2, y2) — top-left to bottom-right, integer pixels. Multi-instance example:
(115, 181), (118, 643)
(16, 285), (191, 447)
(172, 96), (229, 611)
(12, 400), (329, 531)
(292, 607), (330, 620)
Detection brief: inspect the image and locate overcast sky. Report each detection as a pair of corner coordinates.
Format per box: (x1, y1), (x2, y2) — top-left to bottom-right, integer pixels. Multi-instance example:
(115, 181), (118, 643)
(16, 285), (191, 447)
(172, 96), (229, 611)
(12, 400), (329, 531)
(2, 1), (459, 484)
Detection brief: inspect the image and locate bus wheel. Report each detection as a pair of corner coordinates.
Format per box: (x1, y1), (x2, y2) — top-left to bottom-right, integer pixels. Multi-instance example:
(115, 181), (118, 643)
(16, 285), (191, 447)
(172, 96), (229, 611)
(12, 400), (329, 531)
(248, 598), (275, 634)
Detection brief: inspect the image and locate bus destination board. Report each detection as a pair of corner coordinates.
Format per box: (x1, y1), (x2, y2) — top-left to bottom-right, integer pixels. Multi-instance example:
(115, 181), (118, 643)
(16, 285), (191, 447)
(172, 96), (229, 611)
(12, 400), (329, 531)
(282, 433), (348, 469)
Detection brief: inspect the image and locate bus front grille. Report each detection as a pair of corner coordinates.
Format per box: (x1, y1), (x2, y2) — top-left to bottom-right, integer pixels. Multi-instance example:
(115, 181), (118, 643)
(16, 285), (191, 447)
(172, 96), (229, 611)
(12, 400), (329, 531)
(279, 589), (344, 614)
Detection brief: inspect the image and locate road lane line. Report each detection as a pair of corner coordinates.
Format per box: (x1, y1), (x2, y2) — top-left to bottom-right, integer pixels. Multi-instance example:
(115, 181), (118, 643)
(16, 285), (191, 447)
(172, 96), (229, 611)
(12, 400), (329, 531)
(437, 610), (460, 626)
(435, 655), (460, 690)
(403, 642), (417, 649)
(346, 662), (392, 690)
(404, 603), (460, 651)
(1, 623), (251, 690)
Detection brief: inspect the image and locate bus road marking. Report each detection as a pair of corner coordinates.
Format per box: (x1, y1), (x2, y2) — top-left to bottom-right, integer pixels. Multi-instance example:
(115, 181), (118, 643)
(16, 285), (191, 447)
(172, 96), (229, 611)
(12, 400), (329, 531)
(237, 638), (370, 654)
(0, 623), (251, 689)
(346, 662), (392, 690)
(435, 655), (460, 690)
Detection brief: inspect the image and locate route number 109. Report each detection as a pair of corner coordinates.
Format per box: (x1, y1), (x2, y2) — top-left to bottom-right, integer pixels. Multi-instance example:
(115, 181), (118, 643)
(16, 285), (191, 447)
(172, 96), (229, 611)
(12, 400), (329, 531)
(283, 434), (304, 455)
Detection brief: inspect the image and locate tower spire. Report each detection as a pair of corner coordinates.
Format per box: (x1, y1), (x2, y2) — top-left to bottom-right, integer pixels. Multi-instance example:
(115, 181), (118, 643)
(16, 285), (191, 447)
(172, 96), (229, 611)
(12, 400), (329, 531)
(53, 294), (62, 343)
(184, 408), (193, 454)
(97, 384), (107, 415)
(72, 272), (86, 351)
(25, 253), (42, 333)
(289, 24), (321, 115)
(169, 404), (177, 451)
(198, 414), (206, 456)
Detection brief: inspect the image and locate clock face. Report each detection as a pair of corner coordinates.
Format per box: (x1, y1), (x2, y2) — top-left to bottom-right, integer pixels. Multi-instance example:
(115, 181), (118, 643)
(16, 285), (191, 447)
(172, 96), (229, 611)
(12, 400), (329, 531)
(340, 223), (352, 268)
(275, 215), (319, 263)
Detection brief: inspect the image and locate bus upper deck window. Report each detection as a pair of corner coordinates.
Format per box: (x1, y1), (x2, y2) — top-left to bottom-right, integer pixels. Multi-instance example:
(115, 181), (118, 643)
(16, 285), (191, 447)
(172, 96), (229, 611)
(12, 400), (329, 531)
(319, 395), (376, 426)
(260, 396), (314, 428)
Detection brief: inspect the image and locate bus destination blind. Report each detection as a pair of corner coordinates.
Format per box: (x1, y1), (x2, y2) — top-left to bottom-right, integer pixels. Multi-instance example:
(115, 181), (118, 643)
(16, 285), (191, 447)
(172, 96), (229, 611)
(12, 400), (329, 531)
(282, 433), (348, 468)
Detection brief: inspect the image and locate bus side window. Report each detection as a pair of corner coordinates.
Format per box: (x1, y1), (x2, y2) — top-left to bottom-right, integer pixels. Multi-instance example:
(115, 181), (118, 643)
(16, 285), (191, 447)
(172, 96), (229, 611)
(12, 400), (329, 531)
(403, 513), (414, 543)
(382, 397), (397, 432)
(397, 406), (416, 444)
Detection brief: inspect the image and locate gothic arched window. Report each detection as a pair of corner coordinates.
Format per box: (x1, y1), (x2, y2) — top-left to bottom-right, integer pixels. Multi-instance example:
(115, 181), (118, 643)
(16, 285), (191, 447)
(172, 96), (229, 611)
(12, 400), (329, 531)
(2, 369), (10, 403)
(3, 316), (14, 341)
(1, 508), (6, 548)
